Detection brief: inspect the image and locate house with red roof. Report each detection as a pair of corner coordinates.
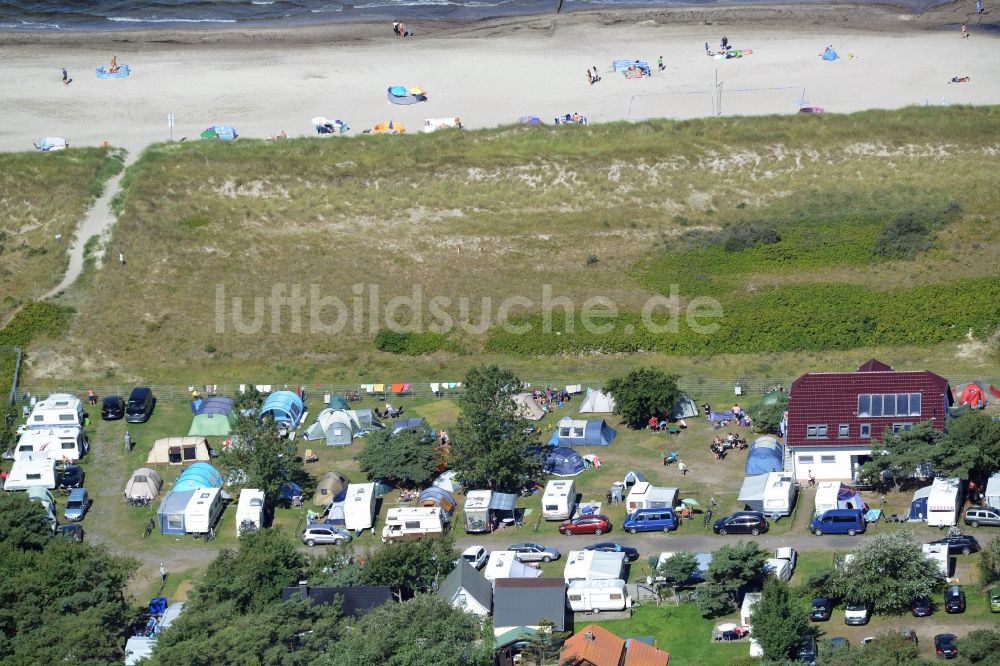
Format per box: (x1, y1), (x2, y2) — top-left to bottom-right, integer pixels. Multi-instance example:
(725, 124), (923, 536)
(560, 624), (670, 666)
(786, 359), (951, 482)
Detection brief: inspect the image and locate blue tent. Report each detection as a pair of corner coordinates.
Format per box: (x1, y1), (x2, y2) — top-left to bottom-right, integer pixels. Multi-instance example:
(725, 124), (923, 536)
(909, 485), (932, 521)
(260, 391), (304, 426)
(201, 125), (238, 141)
(173, 462), (223, 492)
(392, 417), (428, 434)
(547, 417), (617, 446)
(157, 490), (194, 535)
(744, 436), (784, 476)
(822, 47), (838, 62)
(544, 447), (586, 477)
(195, 397), (234, 416)
(279, 482), (303, 502)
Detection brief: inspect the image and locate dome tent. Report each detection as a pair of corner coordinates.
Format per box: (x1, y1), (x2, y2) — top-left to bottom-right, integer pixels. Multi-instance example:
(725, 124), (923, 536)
(544, 447), (586, 477)
(125, 467), (163, 501)
(744, 436), (784, 476)
(259, 391), (304, 426)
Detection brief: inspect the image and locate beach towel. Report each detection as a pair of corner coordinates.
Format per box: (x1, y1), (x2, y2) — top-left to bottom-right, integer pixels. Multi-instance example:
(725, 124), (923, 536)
(708, 410), (732, 422)
(430, 383), (440, 393)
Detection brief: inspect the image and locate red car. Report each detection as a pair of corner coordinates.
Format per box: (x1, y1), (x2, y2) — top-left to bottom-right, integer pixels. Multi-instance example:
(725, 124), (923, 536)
(560, 514), (612, 536)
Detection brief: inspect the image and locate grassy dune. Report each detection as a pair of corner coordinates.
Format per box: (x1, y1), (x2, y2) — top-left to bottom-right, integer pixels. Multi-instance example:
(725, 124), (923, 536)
(20, 106), (1000, 380)
(0, 147), (125, 323)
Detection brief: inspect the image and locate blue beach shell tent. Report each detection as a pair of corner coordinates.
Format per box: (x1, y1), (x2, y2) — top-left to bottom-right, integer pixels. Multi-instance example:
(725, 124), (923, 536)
(201, 125), (238, 141)
(822, 47), (839, 61)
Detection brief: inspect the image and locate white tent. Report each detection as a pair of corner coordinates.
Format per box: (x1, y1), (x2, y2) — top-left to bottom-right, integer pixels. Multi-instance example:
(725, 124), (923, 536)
(563, 550), (625, 583)
(484, 551), (542, 585)
(814, 482), (863, 514)
(579, 389), (615, 414)
(514, 393), (545, 421)
(433, 470), (463, 493)
(985, 473), (1000, 509)
(125, 467), (163, 501)
(626, 482), (678, 511)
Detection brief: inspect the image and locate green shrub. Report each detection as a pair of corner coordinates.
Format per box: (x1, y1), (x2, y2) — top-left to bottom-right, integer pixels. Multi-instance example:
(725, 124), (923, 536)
(374, 330), (448, 356)
(872, 209), (954, 259)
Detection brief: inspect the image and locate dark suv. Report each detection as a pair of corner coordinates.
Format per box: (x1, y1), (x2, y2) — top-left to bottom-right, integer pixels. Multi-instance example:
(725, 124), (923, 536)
(809, 597), (831, 622)
(101, 395), (125, 420)
(944, 586), (966, 614)
(712, 511), (768, 536)
(126, 387), (155, 423)
(929, 535), (980, 556)
(911, 595), (932, 617)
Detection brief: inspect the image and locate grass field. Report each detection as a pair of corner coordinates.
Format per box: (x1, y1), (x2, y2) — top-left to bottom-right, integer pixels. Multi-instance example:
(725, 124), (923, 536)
(10, 106), (992, 384)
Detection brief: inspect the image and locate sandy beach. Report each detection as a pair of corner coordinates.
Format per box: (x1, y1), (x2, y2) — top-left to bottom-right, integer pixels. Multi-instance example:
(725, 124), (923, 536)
(1, 4), (998, 154)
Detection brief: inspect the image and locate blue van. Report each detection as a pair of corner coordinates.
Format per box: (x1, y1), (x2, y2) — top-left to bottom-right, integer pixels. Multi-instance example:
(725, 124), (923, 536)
(810, 509), (866, 536)
(623, 507), (679, 533)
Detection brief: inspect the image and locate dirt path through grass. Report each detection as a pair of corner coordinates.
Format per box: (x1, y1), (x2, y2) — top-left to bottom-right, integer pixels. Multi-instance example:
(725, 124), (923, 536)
(43, 155), (133, 300)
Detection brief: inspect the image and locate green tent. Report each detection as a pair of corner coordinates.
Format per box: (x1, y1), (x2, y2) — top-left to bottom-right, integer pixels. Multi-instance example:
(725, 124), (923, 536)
(188, 412), (237, 437)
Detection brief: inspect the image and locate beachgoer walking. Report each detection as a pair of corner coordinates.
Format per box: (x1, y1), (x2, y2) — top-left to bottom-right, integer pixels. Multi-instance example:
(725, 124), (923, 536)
(678, 461), (688, 475)
(62, 68), (71, 85)
(87, 388), (96, 406)
(587, 69), (593, 85)
(124, 430), (132, 451)
(977, 0), (983, 14)
(961, 22), (969, 38)
(658, 55), (665, 72)
(392, 21), (400, 36)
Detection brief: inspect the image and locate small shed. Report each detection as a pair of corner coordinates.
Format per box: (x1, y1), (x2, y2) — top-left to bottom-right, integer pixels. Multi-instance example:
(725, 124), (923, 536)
(125, 467), (163, 501)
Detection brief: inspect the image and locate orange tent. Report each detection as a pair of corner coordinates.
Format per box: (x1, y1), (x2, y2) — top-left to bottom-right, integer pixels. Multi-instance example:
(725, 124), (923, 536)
(958, 383), (987, 409)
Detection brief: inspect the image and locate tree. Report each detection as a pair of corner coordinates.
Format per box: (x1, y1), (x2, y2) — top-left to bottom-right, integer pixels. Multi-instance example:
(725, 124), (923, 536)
(0, 490), (55, 551)
(216, 414), (303, 510)
(233, 384), (264, 412)
(859, 421), (944, 484)
(695, 583), (731, 619)
(450, 366), (542, 491)
(830, 531), (944, 614)
(748, 578), (809, 661)
(959, 628), (1000, 663)
(977, 536), (1000, 585)
(804, 566), (837, 601)
(652, 551), (699, 599)
(705, 542), (768, 600)
(324, 594), (492, 666)
(521, 617), (571, 665)
(750, 392), (788, 435)
(308, 546), (365, 588)
(946, 411), (1000, 481)
(357, 426), (439, 488)
(605, 368), (680, 429)
(853, 632), (923, 666)
(362, 534), (457, 601)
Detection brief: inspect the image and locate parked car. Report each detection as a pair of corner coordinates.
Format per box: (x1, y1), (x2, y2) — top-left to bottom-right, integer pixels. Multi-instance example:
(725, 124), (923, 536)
(911, 595), (932, 617)
(583, 542), (639, 562)
(55, 523), (84, 543)
(900, 628), (918, 645)
(964, 507), (1000, 528)
(461, 545), (488, 570)
(990, 587), (1000, 613)
(301, 524), (351, 547)
(622, 508), (678, 533)
(810, 509), (866, 536)
(795, 637), (817, 666)
(713, 511), (768, 536)
(59, 464), (85, 489)
(508, 543), (560, 563)
(844, 600), (871, 625)
(125, 387), (156, 423)
(809, 597), (831, 622)
(929, 534), (981, 556)
(101, 395), (125, 420)
(63, 488), (89, 522)
(934, 633), (959, 659)
(944, 585), (966, 614)
(560, 514), (611, 536)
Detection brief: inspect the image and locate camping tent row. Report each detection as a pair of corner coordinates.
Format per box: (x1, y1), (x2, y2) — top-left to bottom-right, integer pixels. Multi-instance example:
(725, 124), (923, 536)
(125, 467), (163, 501)
(744, 436), (784, 476)
(304, 407), (381, 446)
(188, 397), (237, 437)
(147, 437), (211, 465)
(548, 418), (616, 447)
(737, 472), (797, 517)
(259, 391), (304, 426)
(544, 447), (586, 477)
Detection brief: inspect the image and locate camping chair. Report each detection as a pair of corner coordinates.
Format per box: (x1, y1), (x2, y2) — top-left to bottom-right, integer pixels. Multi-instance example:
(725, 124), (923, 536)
(663, 450), (679, 465)
(666, 425), (681, 436)
(304, 449), (318, 463)
(291, 495), (303, 508)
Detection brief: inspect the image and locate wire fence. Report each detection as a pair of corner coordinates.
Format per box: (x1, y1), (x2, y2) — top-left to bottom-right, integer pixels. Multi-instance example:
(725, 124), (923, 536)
(3, 346), (22, 408)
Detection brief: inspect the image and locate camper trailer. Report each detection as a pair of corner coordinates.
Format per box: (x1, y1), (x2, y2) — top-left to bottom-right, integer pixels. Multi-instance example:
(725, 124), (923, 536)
(13, 427), (88, 462)
(236, 489), (265, 536)
(183, 488), (225, 534)
(563, 550), (626, 583)
(542, 480), (577, 521)
(344, 483), (376, 532)
(380, 506), (444, 543)
(761, 473), (797, 517)
(25, 394), (85, 430)
(3, 452), (57, 490)
(922, 543), (951, 577)
(927, 477), (962, 527)
(566, 579), (631, 613)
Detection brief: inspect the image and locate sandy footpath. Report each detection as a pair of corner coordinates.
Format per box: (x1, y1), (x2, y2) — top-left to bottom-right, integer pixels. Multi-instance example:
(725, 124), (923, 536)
(0, 6), (998, 154)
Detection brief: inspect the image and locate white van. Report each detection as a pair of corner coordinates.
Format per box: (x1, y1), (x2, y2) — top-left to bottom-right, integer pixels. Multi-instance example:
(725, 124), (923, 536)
(344, 483), (376, 531)
(183, 488), (225, 534)
(26, 394), (85, 429)
(542, 480), (577, 521)
(14, 428), (88, 462)
(235, 489), (265, 536)
(3, 452), (57, 490)
(381, 506), (444, 542)
(566, 579), (631, 613)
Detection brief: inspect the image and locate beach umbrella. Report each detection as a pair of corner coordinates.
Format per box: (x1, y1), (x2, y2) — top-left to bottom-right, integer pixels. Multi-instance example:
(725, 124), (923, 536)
(408, 86), (425, 96)
(389, 85), (408, 97)
(681, 498), (700, 507)
(311, 117), (329, 126)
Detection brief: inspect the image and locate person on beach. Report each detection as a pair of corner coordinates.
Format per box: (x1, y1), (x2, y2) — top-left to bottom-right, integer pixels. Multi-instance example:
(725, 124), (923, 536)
(587, 69), (593, 85)
(110, 55), (119, 73)
(392, 21), (400, 36)
(961, 22), (969, 38)
(591, 67), (601, 82)
(949, 76), (971, 83)
(977, 0), (983, 13)
(62, 68), (72, 85)
(658, 55), (665, 72)
(398, 22), (407, 38)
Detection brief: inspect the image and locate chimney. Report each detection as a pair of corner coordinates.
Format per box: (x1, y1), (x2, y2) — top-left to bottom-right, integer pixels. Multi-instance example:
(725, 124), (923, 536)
(298, 579), (308, 600)
(585, 631), (595, 642)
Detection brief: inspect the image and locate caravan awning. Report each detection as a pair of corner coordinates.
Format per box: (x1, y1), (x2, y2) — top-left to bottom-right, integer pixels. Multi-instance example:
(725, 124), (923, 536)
(738, 475), (769, 507)
(488, 493), (517, 511)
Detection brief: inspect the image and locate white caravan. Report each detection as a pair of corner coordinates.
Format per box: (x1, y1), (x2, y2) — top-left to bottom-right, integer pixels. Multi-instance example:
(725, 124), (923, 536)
(26, 394), (85, 429)
(183, 488), (225, 534)
(3, 452), (57, 490)
(14, 427), (88, 462)
(235, 489), (265, 536)
(380, 506), (444, 542)
(563, 550), (626, 584)
(761, 472), (797, 517)
(566, 579), (631, 613)
(927, 477), (961, 527)
(344, 483), (376, 531)
(542, 479), (577, 521)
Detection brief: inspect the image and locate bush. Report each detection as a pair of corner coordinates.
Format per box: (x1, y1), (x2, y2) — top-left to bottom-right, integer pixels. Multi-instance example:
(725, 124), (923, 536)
(722, 223), (782, 252)
(978, 537), (1000, 586)
(805, 567), (837, 599)
(873, 212), (932, 259)
(374, 330), (448, 355)
(696, 583), (732, 619)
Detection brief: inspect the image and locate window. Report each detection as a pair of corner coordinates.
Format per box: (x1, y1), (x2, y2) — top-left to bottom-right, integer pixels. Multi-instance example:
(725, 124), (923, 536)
(168, 515), (183, 530)
(859, 424), (871, 438)
(572, 426), (584, 437)
(821, 455), (836, 464)
(892, 423), (913, 434)
(27, 473), (41, 480)
(884, 395), (896, 417)
(62, 441), (75, 449)
(896, 394), (908, 416)
(183, 445), (197, 460)
(910, 393), (921, 415)
(404, 521), (420, 529)
(559, 427), (570, 437)
(807, 425), (828, 439)
(33, 415), (44, 422)
(568, 594), (582, 602)
(59, 414), (75, 421)
(871, 395), (883, 417)
(455, 593), (467, 607)
(799, 455), (814, 465)
(857, 395), (871, 417)
(839, 424), (850, 438)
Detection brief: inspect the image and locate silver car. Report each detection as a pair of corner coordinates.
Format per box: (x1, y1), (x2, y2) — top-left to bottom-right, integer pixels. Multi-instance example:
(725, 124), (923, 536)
(302, 524), (352, 547)
(508, 543), (560, 563)
(63, 488), (89, 522)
